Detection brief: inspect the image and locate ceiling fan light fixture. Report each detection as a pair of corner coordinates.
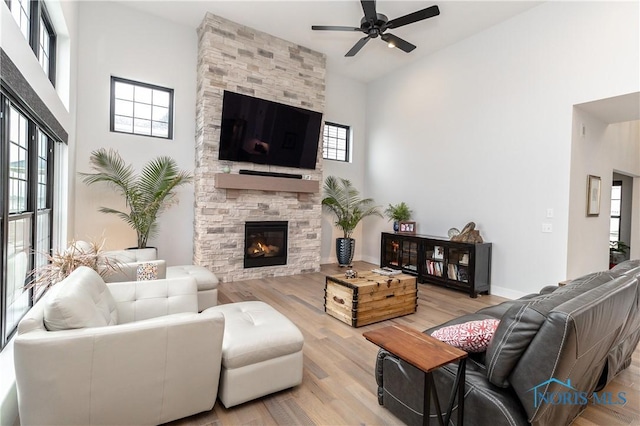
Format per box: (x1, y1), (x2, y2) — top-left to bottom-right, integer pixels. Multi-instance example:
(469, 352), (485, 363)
(387, 41), (395, 48)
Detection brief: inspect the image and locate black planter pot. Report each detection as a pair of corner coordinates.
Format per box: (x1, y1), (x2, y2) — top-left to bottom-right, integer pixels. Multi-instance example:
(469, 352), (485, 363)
(336, 238), (355, 266)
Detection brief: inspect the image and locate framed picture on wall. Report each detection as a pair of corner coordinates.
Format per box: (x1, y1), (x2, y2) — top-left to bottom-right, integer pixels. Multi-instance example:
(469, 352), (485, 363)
(587, 175), (601, 216)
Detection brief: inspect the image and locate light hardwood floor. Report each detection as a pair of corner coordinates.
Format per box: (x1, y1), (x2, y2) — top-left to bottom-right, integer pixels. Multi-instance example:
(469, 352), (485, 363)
(167, 262), (640, 426)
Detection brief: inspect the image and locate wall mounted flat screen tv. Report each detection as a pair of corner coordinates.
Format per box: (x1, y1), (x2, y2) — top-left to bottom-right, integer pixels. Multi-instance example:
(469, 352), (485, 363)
(218, 91), (323, 170)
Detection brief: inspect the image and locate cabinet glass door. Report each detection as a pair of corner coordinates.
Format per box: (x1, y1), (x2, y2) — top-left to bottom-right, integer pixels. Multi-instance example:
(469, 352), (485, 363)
(447, 248), (470, 283)
(424, 243), (445, 278)
(383, 236), (401, 267)
(400, 240), (418, 273)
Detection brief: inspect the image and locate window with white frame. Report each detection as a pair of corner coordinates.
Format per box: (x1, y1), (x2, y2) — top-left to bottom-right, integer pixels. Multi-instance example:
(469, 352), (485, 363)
(110, 77), (174, 139)
(323, 122), (350, 162)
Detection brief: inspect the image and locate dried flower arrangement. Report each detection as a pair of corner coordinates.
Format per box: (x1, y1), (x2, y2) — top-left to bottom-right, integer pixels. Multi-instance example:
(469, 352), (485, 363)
(26, 239), (118, 294)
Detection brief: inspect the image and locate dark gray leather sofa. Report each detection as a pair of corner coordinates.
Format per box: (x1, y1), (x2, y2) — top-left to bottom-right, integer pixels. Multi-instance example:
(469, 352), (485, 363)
(375, 260), (640, 425)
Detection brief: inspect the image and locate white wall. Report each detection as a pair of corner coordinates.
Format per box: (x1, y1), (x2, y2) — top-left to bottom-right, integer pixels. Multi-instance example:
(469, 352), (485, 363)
(321, 71), (368, 264)
(567, 114), (640, 278)
(362, 2), (640, 297)
(74, 1), (197, 265)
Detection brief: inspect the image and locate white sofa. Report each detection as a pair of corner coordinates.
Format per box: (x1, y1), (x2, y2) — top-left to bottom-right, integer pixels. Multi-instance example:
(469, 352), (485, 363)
(100, 248), (219, 311)
(14, 266), (225, 426)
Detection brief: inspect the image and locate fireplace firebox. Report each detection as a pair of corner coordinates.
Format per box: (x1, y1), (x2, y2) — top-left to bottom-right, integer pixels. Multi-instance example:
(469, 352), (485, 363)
(244, 221), (288, 268)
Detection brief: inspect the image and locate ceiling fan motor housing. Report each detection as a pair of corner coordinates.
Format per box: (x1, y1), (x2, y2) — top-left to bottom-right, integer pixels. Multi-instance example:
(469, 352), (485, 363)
(360, 13), (389, 36)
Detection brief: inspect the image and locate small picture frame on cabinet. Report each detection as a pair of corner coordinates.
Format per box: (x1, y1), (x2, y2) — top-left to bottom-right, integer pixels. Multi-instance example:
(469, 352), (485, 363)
(399, 221), (416, 234)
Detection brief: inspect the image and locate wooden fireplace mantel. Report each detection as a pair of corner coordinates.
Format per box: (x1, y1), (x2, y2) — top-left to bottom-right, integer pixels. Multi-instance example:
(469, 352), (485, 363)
(214, 173), (319, 193)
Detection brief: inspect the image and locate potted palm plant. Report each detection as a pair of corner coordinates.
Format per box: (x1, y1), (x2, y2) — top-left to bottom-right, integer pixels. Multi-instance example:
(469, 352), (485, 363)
(384, 202), (413, 232)
(80, 148), (192, 251)
(322, 176), (382, 266)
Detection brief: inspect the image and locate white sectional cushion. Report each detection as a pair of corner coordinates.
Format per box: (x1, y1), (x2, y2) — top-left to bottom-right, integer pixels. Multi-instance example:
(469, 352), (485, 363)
(44, 266), (118, 331)
(167, 265), (219, 291)
(108, 277), (198, 324)
(101, 249), (137, 263)
(205, 301), (304, 369)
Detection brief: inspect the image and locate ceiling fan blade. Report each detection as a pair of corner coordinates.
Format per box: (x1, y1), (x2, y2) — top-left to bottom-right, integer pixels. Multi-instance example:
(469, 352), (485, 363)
(312, 25), (362, 32)
(346, 36), (371, 57)
(386, 5), (440, 29)
(361, 0), (377, 23)
(381, 33), (416, 53)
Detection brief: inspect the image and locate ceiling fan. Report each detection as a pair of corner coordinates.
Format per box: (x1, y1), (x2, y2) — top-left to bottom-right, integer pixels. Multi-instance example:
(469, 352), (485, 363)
(312, 0), (440, 57)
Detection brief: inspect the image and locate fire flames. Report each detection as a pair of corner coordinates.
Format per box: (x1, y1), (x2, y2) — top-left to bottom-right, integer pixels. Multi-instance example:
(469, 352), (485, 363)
(247, 241), (280, 257)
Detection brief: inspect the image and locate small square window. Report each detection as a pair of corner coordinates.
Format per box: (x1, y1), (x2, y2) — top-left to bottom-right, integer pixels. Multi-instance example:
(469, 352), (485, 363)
(110, 77), (174, 139)
(323, 122), (350, 162)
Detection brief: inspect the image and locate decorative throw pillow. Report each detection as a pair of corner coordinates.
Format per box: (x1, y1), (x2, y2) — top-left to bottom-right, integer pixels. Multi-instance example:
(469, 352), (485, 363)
(137, 262), (158, 281)
(431, 319), (500, 352)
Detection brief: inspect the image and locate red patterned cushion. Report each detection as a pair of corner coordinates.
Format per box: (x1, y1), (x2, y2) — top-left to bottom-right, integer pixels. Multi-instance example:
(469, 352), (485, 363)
(431, 319), (500, 352)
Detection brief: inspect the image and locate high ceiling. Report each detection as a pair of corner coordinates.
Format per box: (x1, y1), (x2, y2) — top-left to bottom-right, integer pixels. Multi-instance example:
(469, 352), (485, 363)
(119, 1), (541, 83)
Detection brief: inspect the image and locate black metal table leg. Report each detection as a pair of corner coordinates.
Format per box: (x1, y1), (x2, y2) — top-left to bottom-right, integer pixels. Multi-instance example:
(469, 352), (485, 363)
(458, 359), (466, 425)
(423, 371), (431, 426)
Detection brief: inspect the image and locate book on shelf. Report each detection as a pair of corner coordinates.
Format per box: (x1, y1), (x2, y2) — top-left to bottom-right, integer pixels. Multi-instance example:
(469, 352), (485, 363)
(426, 260), (443, 277)
(460, 252), (469, 265)
(433, 246), (444, 260)
(457, 266), (469, 282)
(448, 264), (458, 280)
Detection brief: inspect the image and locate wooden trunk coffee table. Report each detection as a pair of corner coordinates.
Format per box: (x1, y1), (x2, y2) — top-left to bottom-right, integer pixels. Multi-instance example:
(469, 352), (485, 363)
(324, 271), (417, 327)
(363, 324), (468, 426)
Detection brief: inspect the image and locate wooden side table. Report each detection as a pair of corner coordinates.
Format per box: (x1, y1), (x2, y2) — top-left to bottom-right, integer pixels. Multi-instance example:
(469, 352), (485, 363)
(363, 324), (468, 426)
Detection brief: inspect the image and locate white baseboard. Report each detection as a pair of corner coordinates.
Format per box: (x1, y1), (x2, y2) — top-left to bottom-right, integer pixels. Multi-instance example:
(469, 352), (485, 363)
(490, 285), (529, 300)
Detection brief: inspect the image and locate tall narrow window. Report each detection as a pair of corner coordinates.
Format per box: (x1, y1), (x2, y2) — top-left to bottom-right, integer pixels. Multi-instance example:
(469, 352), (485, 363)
(9, 0), (31, 41)
(610, 181), (622, 243)
(1, 95), (56, 348)
(6, 105), (32, 334)
(6, 0), (57, 86)
(38, 6), (56, 84)
(322, 122), (350, 162)
(110, 77), (174, 139)
(34, 129), (52, 299)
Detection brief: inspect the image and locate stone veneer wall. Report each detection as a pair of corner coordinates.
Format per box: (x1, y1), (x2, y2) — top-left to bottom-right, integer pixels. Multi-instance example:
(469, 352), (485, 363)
(195, 13), (326, 282)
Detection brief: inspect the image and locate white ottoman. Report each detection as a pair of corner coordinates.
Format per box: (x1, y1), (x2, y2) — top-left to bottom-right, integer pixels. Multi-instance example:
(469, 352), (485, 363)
(205, 301), (304, 407)
(167, 265), (219, 311)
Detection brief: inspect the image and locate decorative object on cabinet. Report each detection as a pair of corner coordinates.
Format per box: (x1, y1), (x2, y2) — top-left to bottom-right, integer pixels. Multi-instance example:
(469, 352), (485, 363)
(450, 221), (484, 243)
(380, 232), (492, 298)
(79, 148), (193, 249)
(322, 176), (382, 266)
(399, 221), (416, 234)
(447, 227), (460, 239)
(587, 174), (601, 216)
(384, 202), (413, 232)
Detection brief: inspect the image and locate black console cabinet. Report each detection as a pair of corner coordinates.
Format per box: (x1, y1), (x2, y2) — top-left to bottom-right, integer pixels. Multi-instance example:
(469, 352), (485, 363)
(380, 232), (492, 298)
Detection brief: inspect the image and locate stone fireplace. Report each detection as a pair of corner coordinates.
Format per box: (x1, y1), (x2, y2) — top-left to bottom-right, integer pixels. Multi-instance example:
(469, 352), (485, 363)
(194, 13), (326, 282)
